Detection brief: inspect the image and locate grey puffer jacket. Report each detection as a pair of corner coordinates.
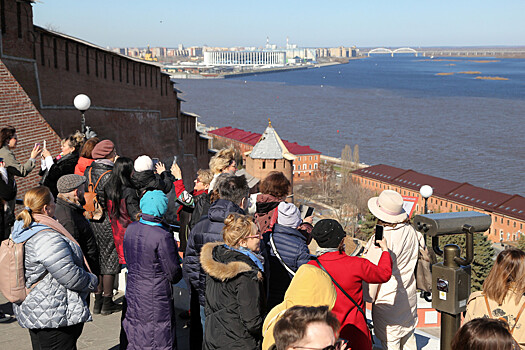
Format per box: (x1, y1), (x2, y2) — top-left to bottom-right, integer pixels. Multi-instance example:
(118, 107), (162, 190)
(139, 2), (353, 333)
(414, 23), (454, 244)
(11, 220), (98, 329)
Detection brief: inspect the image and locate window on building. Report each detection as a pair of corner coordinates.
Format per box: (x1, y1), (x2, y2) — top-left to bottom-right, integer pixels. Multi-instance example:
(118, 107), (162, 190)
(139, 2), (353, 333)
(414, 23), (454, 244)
(273, 160), (276, 169)
(309, 164), (312, 170)
(17, 2), (22, 38)
(53, 38), (57, 68)
(65, 41), (69, 71)
(86, 47), (90, 75)
(262, 161), (266, 169)
(75, 44), (79, 72)
(314, 163), (318, 169)
(298, 157), (301, 161)
(1, 0), (6, 34)
(40, 33), (45, 66)
(303, 164), (307, 170)
(310, 156), (312, 160)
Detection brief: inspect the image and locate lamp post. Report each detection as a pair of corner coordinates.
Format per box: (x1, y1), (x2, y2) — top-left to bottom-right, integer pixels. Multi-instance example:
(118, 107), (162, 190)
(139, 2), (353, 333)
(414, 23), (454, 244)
(73, 94), (91, 134)
(420, 185), (433, 214)
(420, 185), (434, 302)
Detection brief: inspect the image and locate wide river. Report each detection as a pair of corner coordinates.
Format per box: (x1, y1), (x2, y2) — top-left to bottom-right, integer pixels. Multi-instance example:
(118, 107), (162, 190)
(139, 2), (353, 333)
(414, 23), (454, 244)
(176, 56), (525, 196)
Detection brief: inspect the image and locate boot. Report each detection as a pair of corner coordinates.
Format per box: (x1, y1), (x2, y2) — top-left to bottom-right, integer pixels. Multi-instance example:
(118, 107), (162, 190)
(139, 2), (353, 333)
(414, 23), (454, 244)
(101, 295), (122, 316)
(93, 293), (103, 315)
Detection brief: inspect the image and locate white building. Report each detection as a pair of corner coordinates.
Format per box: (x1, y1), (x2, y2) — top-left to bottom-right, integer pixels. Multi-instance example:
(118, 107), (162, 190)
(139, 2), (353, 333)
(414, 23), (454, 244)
(203, 50), (286, 66)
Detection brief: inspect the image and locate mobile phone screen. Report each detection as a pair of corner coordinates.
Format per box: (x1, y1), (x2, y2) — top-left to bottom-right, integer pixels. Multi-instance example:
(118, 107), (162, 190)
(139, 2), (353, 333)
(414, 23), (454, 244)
(375, 225), (384, 247)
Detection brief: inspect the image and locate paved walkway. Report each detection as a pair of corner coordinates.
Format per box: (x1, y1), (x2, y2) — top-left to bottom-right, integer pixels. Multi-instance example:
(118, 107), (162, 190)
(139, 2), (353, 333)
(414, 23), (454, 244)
(0, 280), (440, 350)
(0, 288), (190, 350)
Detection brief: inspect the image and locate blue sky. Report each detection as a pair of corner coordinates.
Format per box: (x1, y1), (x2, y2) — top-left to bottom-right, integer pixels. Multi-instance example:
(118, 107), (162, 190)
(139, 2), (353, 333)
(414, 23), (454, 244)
(33, 0), (525, 48)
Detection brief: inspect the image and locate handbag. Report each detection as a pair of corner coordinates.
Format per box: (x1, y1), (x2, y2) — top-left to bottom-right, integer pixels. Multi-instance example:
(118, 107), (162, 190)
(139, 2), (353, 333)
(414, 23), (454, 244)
(415, 244), (433, 293)
(314, 257), (374, 341)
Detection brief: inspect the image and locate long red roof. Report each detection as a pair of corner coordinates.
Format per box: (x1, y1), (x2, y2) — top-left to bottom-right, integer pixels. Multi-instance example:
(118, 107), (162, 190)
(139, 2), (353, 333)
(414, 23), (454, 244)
(353, 164), (525, 221)
(208, 126), (321, 155)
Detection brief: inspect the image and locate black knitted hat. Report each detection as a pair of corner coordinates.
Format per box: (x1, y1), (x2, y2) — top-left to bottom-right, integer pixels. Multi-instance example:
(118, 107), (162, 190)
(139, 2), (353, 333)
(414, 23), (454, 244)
(311, 219), (346, 248)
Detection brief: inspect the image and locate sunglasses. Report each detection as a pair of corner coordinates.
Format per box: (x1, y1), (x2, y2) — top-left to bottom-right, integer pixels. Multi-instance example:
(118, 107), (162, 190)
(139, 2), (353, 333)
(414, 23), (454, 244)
(293, 340), (347, 350)
(245, 233), (263, 239)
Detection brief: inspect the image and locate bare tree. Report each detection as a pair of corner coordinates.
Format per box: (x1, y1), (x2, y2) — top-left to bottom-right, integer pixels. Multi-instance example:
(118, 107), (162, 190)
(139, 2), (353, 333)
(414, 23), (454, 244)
(332, 178), (374, 232)
(341, 144), (353, 186)
(353, 144), (359, 168)
(314, 162), (336, 200)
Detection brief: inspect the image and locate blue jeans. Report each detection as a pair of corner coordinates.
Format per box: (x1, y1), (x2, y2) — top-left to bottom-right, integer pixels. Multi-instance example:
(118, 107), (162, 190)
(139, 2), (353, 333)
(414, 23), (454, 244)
(200, 305), (206, 332)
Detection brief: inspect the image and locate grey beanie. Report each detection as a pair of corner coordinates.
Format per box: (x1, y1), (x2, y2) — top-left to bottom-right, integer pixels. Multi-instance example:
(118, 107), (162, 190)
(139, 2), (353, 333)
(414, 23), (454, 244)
(277, 202), (302, 228)
(57, 174), (87, 193)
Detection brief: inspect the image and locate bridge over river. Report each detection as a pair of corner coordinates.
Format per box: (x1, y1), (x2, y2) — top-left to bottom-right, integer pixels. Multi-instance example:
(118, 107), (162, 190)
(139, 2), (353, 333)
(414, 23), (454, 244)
(368, 47), (419, 57)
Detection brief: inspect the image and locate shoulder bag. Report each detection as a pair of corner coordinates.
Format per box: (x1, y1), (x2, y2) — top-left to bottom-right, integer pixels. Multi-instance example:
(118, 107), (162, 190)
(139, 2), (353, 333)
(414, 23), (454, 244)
(314, 257), (374, 341)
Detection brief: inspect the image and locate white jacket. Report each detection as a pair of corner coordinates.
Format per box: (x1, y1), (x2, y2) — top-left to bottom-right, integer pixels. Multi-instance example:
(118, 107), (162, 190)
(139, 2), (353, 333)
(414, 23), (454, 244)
(364, 223), (422, 342)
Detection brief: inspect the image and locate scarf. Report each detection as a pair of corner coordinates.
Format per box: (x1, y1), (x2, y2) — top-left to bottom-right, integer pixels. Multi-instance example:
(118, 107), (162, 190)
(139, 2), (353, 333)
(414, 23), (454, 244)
(315, 247), (339, 257)
(33, 214), (92, 273)
(139, 213), (164, 227)
(224, 244), (265, 272)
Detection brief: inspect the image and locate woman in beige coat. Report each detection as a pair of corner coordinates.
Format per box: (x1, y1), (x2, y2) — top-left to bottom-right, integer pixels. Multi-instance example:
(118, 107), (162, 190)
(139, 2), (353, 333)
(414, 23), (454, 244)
(364, 190), (422, 350)
(464, 248), (525, 349)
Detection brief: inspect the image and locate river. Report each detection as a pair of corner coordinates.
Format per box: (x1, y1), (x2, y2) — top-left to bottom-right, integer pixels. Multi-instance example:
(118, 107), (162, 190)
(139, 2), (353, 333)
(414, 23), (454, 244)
(176, 56), (525, 196)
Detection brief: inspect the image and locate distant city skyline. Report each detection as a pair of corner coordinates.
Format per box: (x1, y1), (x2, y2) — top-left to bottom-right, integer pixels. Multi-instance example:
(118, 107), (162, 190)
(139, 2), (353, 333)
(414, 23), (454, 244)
(33, 0), (525, 48)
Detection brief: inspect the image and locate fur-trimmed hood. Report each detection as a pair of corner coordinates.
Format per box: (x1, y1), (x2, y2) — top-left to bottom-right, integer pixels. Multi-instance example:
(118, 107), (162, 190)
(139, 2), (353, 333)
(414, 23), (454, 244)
(201, 242), (263, 282)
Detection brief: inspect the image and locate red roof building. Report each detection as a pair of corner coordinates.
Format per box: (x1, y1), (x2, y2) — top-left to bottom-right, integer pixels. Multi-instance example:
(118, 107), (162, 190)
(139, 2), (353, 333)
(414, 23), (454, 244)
(208, 126), (322, 180)
(353, 164), (525, 243)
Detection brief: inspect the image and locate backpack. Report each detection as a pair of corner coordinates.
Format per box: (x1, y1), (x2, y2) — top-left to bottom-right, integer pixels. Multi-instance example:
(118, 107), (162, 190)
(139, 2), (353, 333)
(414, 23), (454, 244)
(84, 167), (111, 220)
(0, 235), (49, 303)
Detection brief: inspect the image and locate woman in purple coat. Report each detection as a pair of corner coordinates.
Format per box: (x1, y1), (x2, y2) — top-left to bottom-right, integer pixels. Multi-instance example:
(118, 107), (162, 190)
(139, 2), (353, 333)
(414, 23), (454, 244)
(123, 190), (182, 349)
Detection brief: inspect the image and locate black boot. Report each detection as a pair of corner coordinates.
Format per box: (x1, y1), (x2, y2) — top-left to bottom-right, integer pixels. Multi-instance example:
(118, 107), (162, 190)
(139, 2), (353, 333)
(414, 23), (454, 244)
(93, 293), (103, 315)
(101, 295), (122, 316)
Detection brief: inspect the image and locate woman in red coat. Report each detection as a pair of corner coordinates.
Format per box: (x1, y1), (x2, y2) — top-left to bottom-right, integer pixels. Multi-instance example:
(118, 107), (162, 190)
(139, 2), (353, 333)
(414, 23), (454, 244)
(308, 219), (392, 350)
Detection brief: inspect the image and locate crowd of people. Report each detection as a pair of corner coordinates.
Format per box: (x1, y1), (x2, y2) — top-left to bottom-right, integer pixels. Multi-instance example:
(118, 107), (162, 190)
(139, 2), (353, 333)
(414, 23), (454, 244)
(0, 125), (524, 350)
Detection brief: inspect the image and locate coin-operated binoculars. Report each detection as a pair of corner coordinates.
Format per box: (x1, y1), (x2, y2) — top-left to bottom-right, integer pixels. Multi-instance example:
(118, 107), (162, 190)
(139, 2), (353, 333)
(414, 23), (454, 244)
(413, 211), (491, 350)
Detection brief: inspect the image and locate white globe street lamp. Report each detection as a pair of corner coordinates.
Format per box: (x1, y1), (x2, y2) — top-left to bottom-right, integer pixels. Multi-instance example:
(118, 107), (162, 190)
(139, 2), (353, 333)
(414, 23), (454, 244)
(73, 94), (91, 133)
(420, 185), (433, 215)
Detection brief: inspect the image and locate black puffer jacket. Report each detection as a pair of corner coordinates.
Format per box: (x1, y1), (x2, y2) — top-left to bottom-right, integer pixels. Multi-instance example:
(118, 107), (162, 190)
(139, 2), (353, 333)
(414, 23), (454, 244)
(183, 199), (244, 306)
(131, 170), (173, 196)
(201, 242), (265, 350)
(55, 196), (101, 275)
(84, 161), (119, 275)
(40, 152), (79, 198)
(0, 173), (16, 240)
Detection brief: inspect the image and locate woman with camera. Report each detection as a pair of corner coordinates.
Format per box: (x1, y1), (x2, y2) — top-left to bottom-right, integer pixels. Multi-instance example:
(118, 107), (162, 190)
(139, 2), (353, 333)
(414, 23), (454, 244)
(363, 190), (423, 350)
(308, 219), (392, 350)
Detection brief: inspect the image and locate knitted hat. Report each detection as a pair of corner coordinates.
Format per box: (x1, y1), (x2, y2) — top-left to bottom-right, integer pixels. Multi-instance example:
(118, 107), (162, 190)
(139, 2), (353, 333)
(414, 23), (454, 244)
(277, 202), (302, 228)
(140, 190), (168, 217)
(57, 174), (87, 193)
(91, 140), (115, 159)
(134, 155), (154, 172)
(311, 219), (346, 248)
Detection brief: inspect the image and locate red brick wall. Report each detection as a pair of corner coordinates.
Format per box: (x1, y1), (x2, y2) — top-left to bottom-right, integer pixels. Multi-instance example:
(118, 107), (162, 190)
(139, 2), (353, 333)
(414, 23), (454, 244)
(0, 59), (62, 198)
(352, 173), (525, 243)
(0, 0), (208, 188)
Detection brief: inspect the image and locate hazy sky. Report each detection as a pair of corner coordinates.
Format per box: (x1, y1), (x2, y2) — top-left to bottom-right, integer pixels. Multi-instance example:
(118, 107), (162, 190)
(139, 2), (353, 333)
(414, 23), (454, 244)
(33, 0), (524, 48)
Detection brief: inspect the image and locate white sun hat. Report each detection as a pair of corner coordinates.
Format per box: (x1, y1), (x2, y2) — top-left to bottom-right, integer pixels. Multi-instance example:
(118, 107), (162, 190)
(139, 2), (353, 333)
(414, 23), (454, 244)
(367, 190), (408, 223)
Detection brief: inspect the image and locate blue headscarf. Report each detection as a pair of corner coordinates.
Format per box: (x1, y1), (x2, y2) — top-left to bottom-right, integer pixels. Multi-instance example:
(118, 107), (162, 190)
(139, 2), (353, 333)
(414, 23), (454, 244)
(140, 190), (168, 218)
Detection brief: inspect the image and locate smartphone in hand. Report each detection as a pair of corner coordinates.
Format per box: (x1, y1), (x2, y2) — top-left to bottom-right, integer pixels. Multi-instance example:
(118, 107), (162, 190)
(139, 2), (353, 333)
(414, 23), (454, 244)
(375, 225), (384, 247)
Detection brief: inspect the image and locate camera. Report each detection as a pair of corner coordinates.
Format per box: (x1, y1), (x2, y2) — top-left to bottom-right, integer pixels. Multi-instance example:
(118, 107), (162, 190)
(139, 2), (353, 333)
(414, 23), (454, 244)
(412, 211), (491, 237)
